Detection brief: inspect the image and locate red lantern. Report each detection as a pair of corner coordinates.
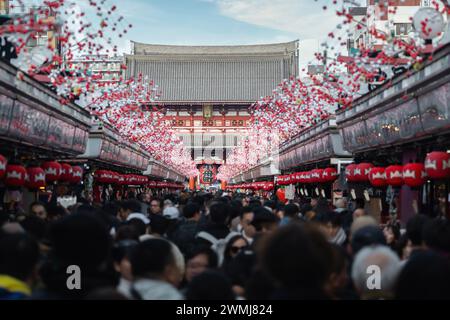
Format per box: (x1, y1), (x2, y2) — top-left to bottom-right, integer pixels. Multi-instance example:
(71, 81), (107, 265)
(5, 164), (27, 187)
(60, 164), (73, 181)
(95, 170), (113, 184)
(354, 163), (374, 182)
(425, 152), (450, 179)
(346, 164), (357, 182)
(310, 169), (323, 183)
(118, 175), (126, 185)
(70, 166), (83, 184)
(303, 171), (311, 184)
(276, 188), (286, 203)
(26, 167), (46, 189)
(369, 167), (387, 188)
(386, 165), (404, 187)
(0, 154), (7, 179)
(322, 167), (338, 183)
(41, 161), (61, 182)
(403, 163), (427, 188)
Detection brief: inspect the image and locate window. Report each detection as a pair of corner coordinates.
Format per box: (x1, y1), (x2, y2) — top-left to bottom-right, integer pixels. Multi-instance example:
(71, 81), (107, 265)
(395, 23), (412, 36)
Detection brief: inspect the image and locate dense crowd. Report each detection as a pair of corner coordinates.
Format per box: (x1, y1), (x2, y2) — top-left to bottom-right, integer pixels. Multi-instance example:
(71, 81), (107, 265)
(1, 190), (450, 300)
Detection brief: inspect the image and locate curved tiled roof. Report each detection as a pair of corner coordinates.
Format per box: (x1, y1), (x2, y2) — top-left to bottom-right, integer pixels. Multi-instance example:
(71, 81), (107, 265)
(125, 41), (299, 103)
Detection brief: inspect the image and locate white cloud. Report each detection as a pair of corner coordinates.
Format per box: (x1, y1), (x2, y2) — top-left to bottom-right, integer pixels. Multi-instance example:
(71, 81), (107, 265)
(207, 0), (348, 70)
(213, 0), (341, 41)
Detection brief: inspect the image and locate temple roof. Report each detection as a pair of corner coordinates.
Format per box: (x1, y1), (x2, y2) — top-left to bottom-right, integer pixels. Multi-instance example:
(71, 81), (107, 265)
(125, 41), (299, 103)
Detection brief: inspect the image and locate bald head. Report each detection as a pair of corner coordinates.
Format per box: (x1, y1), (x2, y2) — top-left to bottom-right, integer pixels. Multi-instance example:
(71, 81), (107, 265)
(353, 208), (366, 220)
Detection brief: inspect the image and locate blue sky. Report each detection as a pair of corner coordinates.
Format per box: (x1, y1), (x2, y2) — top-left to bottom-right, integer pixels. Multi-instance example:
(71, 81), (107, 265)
(112, 0), (353, 67)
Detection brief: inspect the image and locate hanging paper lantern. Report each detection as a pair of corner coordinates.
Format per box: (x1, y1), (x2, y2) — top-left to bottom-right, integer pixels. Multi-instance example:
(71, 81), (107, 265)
(276, 188), (286, 203)
(95, 170), (113, 184)
(118, 174), (126, 185)
(303, 171), (312, 184)
(0, 154), (7, 179)
(41, 161), (61, 182)
(369, 167), (387, 188)
(322, 167), (338, 183)
(70, 166), (83, 184)
(345, 164), (358, 182)
(354, 163), (374, 182)
(26, 167), (46, 189)
(60, 164), (73, 182)
(425, 152), (450, 180)
(386, 165), (404, 187)
(310, 169), (323, 184)
(403, 163), (427, 188)
(5, 164), (27, 187)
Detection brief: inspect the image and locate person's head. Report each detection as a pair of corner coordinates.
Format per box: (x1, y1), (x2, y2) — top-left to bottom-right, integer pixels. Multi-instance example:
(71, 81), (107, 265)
(209, 202), (230, 226)
(325, 244), (349, 298)
(264, 200), (277, 214)
(115, 224), (140, 242)
(349, 215), (378, 241)
(20, 215), (47, 242)
(423, 218), (450, 255)
(49, 213), (111, 271)
(224, 235), (249, 264)
(310, 197), (318, 208)
(150, 198), (163, 215)
(118, 200), (142, 221)
(351, 225), (386, 255)
(353, 208), (366, 220)
(126, 218), (147, 237)
(351, 245), (401, 300)
(185, 246), (218, 283)
(0, 231), (39, 284)
(406, 214), (430, 247)
(383, 223), (401, 246)
(261, 223), (333, 298)
(148, 213), (169, 236)
(183, 202), (201, 221)
(320, 212), (343, 240)
(284, 204), (299, 219)
(186, 270), (235, 300)
(251, 207), (279, 234)
(163, 207), (180, 221)
(130, 238), (179, 286)
(29, 202), (47, 220)
(163, 199), (174, 209)
(395, 250), (450, 300)
(46, 205), (68, 222)
(112, 239), (139, 281)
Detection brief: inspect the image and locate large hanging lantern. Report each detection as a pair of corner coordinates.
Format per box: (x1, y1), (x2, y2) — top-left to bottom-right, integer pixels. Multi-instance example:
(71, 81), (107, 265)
(310, 169), (323, 184)
(60, 164), (73, 182)
(94, 170), (113, 184)
(369, 167), (387, 188)
(0, 154), (7, 179)
(276, 188), (286, 203)
(5, 164), (27, 187)
(403, 163), (427, 188)
(425, 152), (450, 179)
(354, 163), (374, 182)
(322, 167), (338, 183)
(26, 167), (46, 189)
(345, 164), (358, 182)
(386, 165), (404, 187)
(70, 166), (83, 184)
(41, 161), (61, 182)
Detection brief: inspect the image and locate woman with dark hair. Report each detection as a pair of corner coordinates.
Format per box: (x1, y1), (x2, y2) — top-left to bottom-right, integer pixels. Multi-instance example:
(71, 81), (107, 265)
(223, 235), (249, 268)
(383, 222), (401, 252)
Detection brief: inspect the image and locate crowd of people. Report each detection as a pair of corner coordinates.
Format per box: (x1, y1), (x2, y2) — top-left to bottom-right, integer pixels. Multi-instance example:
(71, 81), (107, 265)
(1, 190), (450, 300)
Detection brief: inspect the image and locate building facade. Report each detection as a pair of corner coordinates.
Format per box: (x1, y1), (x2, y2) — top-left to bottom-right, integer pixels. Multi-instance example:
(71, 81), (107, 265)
(347, 0), (432, 52)
(67, 55), (124, 85)
(125, 41), (299, 167)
